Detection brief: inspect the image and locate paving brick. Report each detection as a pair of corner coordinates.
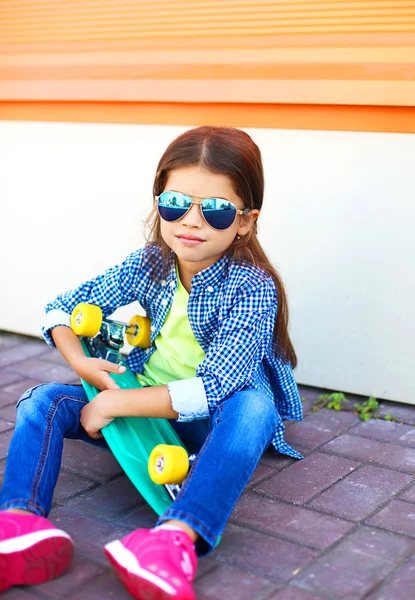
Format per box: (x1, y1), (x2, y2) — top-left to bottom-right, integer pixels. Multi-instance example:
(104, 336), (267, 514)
(0, 458), (5, 480)
(257, 452), (359, 504)
(268, 588), (325, 600)
(71, 571), (133, 599)
(0, 428), (14, 459)
(0, 378), (43, 407)
(297, 385), (323, 415)
(377, 402), (415, 425)
(351, 418), (415, 446)
(231, 493), (354, 550)
(322, 434), (415, 474)
(292, 526), (415, 599)
(399, 482), (415, 502)
(0, 589), (39, 599)
(0, 402), (17, 422)
(68, 474), (145, 519)
(0, 419), (14, 434)
(194, 557), (219, 580)
(284, 409), (359, 452)
(247, 463), (276, 489)
(0, 371), (24, 387)
(0, 340), (48, 368)
(40, 347), (75, 367)
(6, 357), (78, 384)
(214, 523), (318, 583)
(53, 469), (98, 505)
(309, 465), (413, 521)
(195, 562), (276, 599)
(34, 554), (106, 599)
(365, 552), (415, 600)
(61, 439), (123, 482)
(0, 332), (22, 348)
(113, 502), (159, 530)
(48, 506), (129, 565)
(260, 452), (297, 470)
(366, 499), (415, 537)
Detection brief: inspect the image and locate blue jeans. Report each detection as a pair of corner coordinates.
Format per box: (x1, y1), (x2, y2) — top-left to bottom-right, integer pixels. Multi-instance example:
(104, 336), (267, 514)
(0, 383), (278, 554)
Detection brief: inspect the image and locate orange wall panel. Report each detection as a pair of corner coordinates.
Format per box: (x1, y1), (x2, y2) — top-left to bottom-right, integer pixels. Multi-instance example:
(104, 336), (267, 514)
(1, 1), (414, 131)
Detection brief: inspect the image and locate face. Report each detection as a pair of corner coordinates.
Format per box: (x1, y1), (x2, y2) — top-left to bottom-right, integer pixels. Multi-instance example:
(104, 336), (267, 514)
(159, 166), (258, 279)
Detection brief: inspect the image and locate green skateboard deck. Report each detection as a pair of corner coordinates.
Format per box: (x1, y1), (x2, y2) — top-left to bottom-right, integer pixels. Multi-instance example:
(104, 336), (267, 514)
(79, 339), (186, 516)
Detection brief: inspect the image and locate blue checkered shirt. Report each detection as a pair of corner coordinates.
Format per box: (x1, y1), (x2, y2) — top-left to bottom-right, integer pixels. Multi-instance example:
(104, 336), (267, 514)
(42, 245), (303, 459)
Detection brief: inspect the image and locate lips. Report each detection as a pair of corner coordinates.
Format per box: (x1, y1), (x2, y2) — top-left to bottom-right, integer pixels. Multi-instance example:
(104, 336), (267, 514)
(176, 234), (206, 246)
(177, 235), (205, 242)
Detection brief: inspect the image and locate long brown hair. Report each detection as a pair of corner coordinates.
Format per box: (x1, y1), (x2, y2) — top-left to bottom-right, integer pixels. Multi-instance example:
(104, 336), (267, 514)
(146, 126), (297, 367)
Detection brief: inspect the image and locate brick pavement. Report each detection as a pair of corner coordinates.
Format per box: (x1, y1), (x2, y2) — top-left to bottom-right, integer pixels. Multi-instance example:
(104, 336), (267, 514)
(1, 331), (415, 599)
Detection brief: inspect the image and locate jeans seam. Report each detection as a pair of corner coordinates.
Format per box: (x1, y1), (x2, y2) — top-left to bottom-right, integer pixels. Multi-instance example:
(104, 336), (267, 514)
(29, 393), (87, 512)
(0, 498), (44, 515)
(161, 508), (216, 544)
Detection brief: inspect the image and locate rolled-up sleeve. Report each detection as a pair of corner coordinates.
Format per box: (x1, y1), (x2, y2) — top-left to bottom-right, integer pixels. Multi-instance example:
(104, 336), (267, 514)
(167, 377), (209, 422)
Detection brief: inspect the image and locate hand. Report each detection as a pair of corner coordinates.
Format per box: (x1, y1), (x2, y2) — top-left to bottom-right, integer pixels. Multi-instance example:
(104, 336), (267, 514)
(72, 355), (126, 391)
(80, 391), (114, 439)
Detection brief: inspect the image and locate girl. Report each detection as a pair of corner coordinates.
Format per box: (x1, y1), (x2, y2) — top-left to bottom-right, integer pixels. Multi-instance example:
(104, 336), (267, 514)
(0, 126), (302, 600)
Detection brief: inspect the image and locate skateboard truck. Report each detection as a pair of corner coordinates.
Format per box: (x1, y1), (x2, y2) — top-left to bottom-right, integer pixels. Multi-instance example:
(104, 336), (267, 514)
(70, 303), (151, 364)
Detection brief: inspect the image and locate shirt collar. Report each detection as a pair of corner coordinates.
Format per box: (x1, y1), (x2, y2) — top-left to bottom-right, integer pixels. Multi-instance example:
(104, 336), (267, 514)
(191, 253), (230, 288)
(163, 249), (231, 289)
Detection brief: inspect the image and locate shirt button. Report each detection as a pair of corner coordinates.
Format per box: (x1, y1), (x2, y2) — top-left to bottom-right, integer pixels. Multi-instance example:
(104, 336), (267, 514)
(145, 348), (150, 354)
(206, 285), (214, 293)
(161, 280), (167, 287)
(170, 281), (175, 288)
(161, 299), (168, 306)
(150, 325), (156, 332)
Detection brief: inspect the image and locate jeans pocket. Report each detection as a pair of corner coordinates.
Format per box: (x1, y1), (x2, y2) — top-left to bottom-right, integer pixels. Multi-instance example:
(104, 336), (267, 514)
(16, 383), (46, 408)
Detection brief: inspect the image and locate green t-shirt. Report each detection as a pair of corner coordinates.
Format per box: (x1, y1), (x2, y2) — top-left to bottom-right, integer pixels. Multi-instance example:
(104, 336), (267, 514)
(137, 267), (205, 387)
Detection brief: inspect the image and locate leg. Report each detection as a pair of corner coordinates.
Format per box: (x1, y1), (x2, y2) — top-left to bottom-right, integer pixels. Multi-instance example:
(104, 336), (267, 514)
(169, 418), (211, 456)
(104, 389), (277, 600)
(0, 382), (90, 516)
(0, 382), (93, 592)
(159, 389), (278, 553)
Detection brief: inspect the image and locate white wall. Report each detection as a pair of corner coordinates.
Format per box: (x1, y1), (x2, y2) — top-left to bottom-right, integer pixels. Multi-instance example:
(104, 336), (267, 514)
(0, 121), (414, 404)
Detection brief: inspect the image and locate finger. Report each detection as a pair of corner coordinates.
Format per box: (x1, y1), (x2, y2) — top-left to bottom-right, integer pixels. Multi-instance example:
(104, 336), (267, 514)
(101, 373), (120, 391)
(100, 361), (126, 375)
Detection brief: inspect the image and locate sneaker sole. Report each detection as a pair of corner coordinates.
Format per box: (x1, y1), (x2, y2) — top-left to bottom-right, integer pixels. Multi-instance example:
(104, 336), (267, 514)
(0, 530), (73, 592)
(105, 540), (195, 600)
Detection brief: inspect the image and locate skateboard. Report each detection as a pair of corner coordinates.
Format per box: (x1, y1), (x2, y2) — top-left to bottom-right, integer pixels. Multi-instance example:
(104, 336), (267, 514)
(70, 303), (191, 516)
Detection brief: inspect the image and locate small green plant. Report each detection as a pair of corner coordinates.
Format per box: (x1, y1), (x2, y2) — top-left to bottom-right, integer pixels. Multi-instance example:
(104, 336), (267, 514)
(354, 396), (379, 421)
(317, 392), (348, 411)
(383, 413), (398, 422)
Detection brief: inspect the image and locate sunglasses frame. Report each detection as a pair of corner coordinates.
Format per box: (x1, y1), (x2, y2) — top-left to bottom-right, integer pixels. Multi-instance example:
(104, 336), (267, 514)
(155, 191), (250, 231)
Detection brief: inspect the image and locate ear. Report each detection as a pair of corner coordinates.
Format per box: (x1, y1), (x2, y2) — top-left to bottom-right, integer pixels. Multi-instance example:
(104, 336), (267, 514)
(237, 209), (260, 237)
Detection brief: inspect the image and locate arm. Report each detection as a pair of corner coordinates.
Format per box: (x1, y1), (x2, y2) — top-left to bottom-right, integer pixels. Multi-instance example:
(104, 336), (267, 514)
(167, 276), (278, 421)
(52, 325), (126, 390)
(42, 248), (149, 348)
(80, 278), (276, 437)
(80, 385), (178, 438)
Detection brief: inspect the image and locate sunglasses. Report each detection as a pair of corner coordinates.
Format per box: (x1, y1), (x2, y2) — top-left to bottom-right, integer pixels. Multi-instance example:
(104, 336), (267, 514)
(156, 191), (250, 231)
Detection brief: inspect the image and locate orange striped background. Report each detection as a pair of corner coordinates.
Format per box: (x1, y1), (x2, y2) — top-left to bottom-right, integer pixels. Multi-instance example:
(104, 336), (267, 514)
(1, 1), (414, 132)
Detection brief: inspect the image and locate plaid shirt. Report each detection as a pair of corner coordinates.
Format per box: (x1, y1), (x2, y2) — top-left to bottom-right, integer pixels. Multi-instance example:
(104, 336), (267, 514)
(42, 245), (303, 459)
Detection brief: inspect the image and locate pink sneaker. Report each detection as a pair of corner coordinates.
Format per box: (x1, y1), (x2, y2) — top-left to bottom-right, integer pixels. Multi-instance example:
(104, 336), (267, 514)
(0, 512), (73, 593)
(105, 527), (197, 600)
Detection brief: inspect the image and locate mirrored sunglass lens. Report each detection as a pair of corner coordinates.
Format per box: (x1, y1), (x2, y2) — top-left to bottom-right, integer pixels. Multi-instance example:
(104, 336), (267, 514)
(158, 192), (190, 221)
(201, 198), (236, 230)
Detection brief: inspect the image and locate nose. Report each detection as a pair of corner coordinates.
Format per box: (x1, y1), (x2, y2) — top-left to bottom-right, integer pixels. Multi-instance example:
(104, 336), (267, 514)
(181, 203), (203, 228)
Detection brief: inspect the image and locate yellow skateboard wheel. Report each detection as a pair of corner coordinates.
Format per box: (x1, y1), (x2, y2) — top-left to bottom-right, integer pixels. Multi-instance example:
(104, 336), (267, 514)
(126, 315), (151, 348)
(70, 303), (102, 337)
(148, 444), (189, 485)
